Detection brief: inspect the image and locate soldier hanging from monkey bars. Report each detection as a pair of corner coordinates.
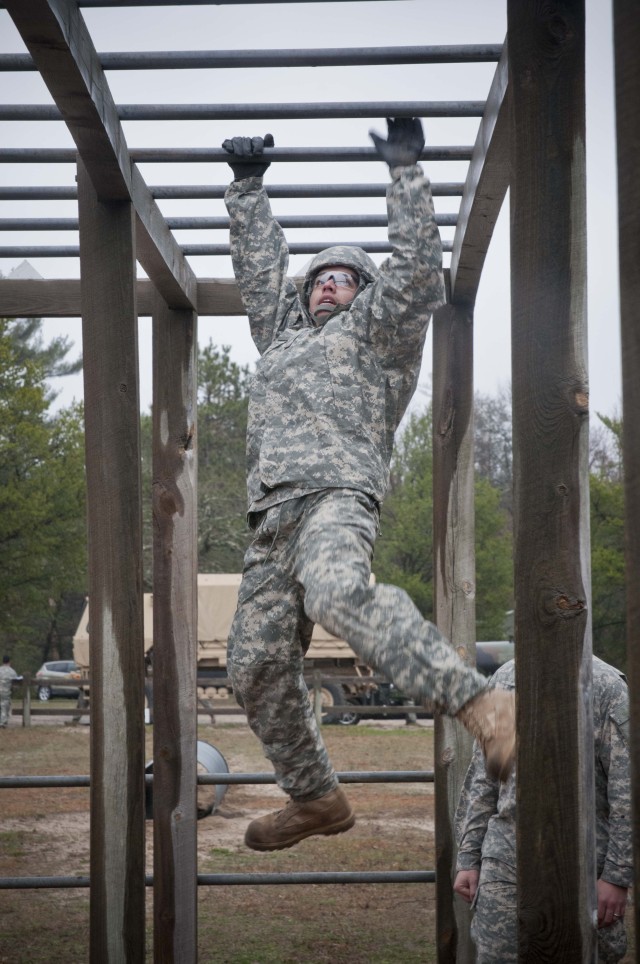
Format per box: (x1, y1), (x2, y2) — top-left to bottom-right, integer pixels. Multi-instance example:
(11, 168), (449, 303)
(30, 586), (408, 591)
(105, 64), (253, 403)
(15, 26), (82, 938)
(221, 118), (515, 852)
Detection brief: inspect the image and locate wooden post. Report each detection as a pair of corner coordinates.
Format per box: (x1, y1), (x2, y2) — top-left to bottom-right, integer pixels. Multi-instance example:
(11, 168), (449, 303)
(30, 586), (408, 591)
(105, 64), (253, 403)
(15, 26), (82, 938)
(151, 291), (198, 962)
(22, 674), (31, 728)
(77, 159), (146, 964)
(313, 670), (322, 727)
(613, 0), (640, 947)
(508, 3), (595, 960)
(432, 302), (477, 964)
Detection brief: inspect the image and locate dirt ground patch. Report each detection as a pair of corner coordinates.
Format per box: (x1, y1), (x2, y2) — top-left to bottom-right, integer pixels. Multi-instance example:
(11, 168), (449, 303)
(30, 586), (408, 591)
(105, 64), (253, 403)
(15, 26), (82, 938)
(0, 720), (437, 963)
(0, 719), (635, 963)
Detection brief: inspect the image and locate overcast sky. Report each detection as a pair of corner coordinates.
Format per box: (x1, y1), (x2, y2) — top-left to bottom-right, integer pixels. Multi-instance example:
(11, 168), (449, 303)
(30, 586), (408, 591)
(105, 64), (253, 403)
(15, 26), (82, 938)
(0, 0), (622, 421)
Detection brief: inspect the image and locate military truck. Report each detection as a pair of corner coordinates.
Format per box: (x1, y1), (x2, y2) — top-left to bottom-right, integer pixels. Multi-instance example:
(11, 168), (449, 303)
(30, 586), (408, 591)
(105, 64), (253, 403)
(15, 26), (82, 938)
(73, 574), (514, 723)
(72, 573), (388, 723)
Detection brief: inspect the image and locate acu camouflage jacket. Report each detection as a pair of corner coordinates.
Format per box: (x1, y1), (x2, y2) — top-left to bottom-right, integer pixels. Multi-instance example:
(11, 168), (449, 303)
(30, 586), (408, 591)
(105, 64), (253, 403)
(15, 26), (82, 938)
(225, 165), (445, 514)
(455, 657), (632, 889)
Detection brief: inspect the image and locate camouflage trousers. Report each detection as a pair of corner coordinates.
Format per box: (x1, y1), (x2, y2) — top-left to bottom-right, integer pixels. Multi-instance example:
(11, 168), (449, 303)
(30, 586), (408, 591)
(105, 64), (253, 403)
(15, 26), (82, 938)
(227, 488), (488, 801)
(0, 693), (10, 727)
(471, 881), (627, 963)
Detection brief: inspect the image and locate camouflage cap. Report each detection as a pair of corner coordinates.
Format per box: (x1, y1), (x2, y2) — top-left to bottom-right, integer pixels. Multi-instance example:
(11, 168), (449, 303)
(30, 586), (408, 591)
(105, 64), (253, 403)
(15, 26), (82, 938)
(301, 245), (379, 309)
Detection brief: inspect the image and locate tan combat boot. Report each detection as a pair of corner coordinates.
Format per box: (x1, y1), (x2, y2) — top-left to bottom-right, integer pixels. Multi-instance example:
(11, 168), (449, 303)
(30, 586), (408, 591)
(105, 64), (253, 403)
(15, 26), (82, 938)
(456, 687), (516, 782)
(244, 786), (355, 852)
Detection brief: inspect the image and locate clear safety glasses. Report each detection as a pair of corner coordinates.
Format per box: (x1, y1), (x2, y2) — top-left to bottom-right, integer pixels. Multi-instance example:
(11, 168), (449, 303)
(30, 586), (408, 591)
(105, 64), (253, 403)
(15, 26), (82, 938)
(312, 270), (359, 289)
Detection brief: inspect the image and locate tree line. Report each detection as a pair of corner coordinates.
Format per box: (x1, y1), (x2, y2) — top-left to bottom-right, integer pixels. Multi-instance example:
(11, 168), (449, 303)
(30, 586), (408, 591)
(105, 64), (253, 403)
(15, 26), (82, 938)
(0, 319), (627, 674)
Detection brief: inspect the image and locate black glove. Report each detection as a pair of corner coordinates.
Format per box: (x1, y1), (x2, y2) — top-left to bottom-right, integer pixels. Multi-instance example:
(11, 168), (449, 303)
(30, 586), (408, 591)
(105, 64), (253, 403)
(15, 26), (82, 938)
(221, 133), (274, 180)
(369, 117), (425, 169)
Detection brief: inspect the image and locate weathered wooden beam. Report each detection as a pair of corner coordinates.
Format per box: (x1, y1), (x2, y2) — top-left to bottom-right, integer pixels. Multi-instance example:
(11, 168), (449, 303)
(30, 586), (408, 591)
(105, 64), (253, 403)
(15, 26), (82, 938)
(613, 0), (640, 947)
(4, 0), (197, 310)
(151, 293), (198, 962)
(449, 44), (509, 306)
(0, 278), (242, 317)
(77, 158), (146, 963)
(0, 271), (454, 318)
(432, 302), (476, 964)
(508, 2), (594, 960)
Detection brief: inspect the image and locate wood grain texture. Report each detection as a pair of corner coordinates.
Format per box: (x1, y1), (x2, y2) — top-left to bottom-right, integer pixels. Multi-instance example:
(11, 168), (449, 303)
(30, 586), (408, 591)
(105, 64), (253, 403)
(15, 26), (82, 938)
(432, 302), (477, 964)
(449, 44), (510, 307)
(0, 278), (246, 317)
(77, 159), (146, 963)
(613, 0), (640, 950)
(151, 293), (199, 962)
(508, 2), (595, 960)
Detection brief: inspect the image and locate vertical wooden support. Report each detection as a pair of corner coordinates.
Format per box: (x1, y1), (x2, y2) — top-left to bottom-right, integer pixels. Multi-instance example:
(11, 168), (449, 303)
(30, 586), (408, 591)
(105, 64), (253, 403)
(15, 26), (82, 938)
(22, 675), (31, 728)
(432, 302), (476, 964)
(151, 291), (198, 962)
(77, 159), (146, 964)
(613, 0), (640, 948)
(508, 3), (595, 960)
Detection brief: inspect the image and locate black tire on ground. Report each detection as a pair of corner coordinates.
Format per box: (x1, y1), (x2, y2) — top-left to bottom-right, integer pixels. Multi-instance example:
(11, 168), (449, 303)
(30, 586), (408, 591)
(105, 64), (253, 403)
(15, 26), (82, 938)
(336, 700), (361, 726)
(37, 686), (51, 701)
(307, 680), (355, 725)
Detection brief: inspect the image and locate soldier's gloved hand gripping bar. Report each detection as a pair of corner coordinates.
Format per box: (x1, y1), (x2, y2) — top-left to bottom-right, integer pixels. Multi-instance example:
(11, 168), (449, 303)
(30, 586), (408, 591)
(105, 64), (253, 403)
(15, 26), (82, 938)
(369, 117), (425, 169)
(221, 134), (274, 180)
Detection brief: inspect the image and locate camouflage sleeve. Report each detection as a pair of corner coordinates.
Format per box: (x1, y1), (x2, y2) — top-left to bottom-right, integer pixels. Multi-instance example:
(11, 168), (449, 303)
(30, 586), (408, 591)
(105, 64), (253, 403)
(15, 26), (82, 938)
(224, 176), (301, 355)
(455, 739), (500, 872)
(366, 164), (445, 366)
(599, 682), (633, 887)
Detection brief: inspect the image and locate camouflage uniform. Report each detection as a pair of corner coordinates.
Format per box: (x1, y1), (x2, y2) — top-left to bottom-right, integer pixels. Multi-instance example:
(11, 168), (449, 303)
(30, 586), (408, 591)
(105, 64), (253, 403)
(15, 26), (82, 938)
(0, 662), (18, 727)
(225, 164), (489, 801)
(455, 657), (631, 963)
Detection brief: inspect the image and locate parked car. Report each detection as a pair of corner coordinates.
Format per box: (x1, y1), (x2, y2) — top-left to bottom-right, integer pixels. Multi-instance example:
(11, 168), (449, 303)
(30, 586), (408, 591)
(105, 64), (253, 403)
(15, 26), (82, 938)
(35, 660), (82, 701)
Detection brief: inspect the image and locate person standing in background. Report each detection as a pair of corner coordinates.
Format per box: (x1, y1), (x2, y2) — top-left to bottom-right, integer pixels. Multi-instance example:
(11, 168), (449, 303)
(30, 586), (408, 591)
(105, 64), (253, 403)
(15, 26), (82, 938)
(0, 654), (19, 728)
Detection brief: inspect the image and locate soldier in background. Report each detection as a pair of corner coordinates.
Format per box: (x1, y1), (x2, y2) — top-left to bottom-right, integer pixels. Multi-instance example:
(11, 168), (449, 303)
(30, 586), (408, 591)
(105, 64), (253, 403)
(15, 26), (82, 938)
(221, 119), (516, 853)
(0, 654), (20, 728)
(454, 656), (631, 963)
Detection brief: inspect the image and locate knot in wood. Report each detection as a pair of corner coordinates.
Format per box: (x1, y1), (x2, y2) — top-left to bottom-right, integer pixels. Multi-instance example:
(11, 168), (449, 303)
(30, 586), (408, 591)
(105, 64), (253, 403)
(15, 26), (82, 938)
(547, 14), (572, 44)
(441, 747), (455, 767)
(158, 486), (178, 516)
(555, 594), (586, 617)
(118, 382), (128, 394)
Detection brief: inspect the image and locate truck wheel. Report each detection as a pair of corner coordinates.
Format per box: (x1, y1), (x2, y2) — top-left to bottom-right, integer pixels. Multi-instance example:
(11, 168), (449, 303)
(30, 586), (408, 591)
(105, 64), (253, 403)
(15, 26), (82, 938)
(336, 701), (360, 726)
(307, 681), (357, 725)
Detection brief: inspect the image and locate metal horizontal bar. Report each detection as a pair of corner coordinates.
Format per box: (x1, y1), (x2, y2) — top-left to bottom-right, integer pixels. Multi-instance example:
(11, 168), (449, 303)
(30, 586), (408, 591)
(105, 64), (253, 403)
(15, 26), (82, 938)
(183, 241), (454, 255)
(0, 101), (486, 121)
(0, 44), (502, 72)
(0, 182), (466, 200)
(0, 146), (473, 164)
(200, 770), (434, 785)
(0, 870), (435, 890)
(0, 213), (458, 230)
(0, 0), (426, 7)
(0, 240), (454, 257)
(0, 770), (433, 789)
(195, 870), (436, 885)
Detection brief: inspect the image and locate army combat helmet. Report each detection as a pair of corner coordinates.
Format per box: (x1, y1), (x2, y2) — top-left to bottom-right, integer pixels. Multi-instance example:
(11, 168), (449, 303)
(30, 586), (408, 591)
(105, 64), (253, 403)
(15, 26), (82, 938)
(301, 245), (379, 322)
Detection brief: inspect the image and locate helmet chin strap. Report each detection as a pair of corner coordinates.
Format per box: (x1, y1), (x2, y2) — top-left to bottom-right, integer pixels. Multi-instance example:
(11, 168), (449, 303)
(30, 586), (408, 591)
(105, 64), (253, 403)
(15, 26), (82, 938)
(310, 301), (351, 325)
